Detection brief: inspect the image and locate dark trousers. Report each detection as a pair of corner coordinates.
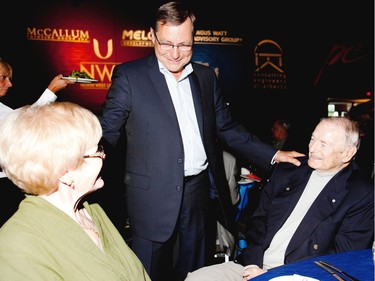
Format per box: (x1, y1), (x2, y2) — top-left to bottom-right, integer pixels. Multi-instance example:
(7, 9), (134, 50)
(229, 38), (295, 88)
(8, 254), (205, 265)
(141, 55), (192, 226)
(0, 177), (24, 226)
(132, 170), (214, 281)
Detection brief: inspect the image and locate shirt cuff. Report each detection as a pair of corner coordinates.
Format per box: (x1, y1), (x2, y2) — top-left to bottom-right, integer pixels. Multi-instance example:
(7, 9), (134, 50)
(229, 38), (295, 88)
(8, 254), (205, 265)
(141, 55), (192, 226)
(33, 89), (57, 106)
(271, 150), (280, 165)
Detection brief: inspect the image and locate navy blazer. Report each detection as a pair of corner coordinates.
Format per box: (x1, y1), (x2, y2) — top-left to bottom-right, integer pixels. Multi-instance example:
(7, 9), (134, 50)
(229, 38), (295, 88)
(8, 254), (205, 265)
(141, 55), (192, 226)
(99, 53), (277, 242)
(242, 157), (374, 267)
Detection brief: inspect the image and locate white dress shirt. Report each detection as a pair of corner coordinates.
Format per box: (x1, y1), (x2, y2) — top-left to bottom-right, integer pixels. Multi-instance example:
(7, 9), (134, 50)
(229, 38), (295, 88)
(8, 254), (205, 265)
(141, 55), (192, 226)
(158, 61), (208, 177)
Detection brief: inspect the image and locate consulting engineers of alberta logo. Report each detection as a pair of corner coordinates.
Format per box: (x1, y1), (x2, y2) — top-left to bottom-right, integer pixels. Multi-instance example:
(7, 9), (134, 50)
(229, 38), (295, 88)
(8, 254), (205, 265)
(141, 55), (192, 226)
(253, 39), (287, 90)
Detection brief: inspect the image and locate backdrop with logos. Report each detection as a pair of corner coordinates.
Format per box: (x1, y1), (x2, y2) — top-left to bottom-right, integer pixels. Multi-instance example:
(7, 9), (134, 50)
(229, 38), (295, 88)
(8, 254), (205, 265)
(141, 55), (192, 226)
(2, 0), (373, 146)
(1, 0), (373, 234)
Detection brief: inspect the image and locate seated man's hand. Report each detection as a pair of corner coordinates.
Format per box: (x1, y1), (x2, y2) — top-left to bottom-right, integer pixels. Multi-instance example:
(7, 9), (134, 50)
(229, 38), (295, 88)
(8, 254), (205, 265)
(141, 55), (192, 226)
(242, 265), (267, 280)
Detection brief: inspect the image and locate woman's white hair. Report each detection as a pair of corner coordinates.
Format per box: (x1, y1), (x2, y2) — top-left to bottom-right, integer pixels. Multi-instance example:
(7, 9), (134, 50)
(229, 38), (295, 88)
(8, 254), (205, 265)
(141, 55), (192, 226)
(0, 102), (102, 195)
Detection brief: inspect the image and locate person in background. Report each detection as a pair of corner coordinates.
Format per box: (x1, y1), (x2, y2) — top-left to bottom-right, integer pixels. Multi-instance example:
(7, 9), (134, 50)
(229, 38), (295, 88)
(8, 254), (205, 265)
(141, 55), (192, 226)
(270, 119), (291, 150)
(0, 102), (151, 280)
(347, 100), (374, 179)
(0, 58), (74, 120)
(185, 117), (374, 281)
(244, 119), (293, 180)
(0, 57), (75, 226)
(216, 150), (240, 258)
(98, 2), (304, 281)
(252, 119), (293, 180)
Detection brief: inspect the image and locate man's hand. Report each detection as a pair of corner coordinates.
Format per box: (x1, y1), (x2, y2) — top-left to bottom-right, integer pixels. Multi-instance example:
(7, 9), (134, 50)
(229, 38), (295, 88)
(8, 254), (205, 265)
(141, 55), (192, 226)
(242, 265), (267, 280)
(274, 150), (305, 166)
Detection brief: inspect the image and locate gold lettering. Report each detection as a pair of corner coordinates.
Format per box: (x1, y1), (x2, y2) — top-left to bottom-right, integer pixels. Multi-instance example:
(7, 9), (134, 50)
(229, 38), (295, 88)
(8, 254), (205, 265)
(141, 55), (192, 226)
(95, 64), (115, 81)
(79, 62), (117, 82)
(121, 40), (153, 47)
(93, 39), (113, 59)
(122, 29), (151, 40)
(195, 30), (211, 36)
(212, 30), (227, 36)
(122, 30), (133, 40)
(26, 27), (90, 42)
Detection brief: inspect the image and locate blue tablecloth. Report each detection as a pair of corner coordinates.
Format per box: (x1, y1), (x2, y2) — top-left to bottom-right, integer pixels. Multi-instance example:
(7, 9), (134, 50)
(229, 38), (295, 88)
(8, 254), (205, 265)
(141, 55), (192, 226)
(251, 249), (373, 281)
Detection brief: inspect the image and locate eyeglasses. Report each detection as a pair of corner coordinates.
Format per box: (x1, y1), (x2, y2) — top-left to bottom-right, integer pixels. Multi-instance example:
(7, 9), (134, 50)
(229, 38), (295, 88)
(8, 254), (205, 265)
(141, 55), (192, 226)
(154, 33), (193, 52)
(84, 145), (106, 160)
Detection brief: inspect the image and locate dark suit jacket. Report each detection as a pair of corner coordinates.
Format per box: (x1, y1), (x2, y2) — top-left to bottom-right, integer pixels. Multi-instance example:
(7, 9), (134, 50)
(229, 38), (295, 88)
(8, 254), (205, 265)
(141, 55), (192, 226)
(99, 53), (277, 242)
(241, 157), (374, 267)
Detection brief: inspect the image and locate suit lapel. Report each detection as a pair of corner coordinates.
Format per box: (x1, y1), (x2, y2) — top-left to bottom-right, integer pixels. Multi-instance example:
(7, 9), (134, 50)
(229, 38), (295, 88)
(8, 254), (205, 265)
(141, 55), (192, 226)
(147, 56), (180, 130)
(188, 71), (204, 137)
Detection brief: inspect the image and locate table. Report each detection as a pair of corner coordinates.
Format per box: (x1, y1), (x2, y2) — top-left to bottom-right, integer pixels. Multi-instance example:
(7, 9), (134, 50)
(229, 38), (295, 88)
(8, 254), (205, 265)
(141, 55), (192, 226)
(251, 249), (373, 281)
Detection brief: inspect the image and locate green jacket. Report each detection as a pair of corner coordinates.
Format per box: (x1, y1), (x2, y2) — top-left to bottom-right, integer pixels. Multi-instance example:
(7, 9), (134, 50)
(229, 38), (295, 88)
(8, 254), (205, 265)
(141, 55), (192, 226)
(0, 195), (151, 281)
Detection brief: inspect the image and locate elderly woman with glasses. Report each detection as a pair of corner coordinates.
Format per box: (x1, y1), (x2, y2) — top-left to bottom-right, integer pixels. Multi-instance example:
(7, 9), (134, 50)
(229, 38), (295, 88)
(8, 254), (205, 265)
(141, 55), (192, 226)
(0, 102), (151, 281)
(0, 58), (75, 226)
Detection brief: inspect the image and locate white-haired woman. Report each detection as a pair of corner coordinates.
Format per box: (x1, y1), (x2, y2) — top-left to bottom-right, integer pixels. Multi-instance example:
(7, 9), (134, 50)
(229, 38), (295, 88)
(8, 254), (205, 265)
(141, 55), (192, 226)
(0, 57), (75, 226)
(0, 102), (151, 280)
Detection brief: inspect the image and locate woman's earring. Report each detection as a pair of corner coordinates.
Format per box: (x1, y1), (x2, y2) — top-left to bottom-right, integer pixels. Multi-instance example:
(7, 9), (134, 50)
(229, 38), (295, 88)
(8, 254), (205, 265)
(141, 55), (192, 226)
(60, 179), (75, 189)
(68, 180), (75, 189)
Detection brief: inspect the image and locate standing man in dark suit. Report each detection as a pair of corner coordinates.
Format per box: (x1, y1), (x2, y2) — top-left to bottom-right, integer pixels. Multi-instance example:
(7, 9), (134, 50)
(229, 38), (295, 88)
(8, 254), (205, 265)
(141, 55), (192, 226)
(185, 117), (374, 281)
(99, 2), (304, 281)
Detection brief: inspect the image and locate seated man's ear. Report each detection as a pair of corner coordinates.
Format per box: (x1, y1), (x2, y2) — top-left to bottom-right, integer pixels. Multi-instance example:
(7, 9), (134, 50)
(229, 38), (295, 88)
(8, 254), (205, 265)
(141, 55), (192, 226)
(343, 146), (357, 163)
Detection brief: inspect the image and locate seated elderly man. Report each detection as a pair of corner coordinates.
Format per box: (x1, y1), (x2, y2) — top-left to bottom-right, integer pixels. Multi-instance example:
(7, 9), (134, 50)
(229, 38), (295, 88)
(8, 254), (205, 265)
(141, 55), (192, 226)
(185, 117), (374, 281)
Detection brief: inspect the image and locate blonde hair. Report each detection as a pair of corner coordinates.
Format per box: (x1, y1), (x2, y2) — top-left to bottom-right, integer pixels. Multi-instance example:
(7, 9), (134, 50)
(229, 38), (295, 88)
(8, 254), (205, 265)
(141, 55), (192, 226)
(0, 58), (13, 78)
(0, 102), (102, 195)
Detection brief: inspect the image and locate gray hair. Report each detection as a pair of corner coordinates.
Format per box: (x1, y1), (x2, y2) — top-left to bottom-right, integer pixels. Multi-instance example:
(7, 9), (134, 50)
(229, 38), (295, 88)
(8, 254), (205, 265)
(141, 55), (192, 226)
(320, 117), (360, 149)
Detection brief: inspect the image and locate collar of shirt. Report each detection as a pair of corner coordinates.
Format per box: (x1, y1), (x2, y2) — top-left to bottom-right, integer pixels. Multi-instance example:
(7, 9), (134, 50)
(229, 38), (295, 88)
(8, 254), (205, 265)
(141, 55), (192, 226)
(157, 61), (193, 81)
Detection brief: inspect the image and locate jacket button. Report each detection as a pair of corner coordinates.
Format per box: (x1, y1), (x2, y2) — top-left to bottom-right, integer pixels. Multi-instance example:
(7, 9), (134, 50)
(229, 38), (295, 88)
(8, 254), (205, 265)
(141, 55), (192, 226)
(178, 159), (183, 164)
(313, 244), (318, 251)
(176, 186), (182, 191)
